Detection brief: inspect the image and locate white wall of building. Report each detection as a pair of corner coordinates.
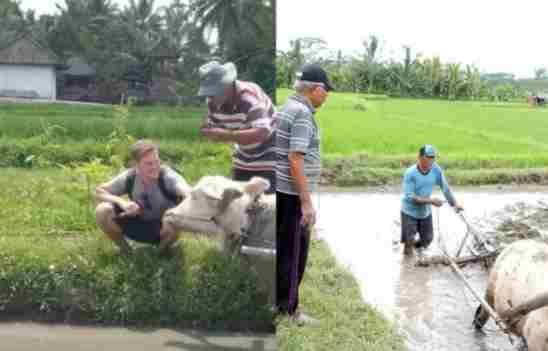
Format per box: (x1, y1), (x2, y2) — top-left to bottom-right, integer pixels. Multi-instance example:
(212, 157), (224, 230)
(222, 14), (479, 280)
(0, 64), (56, 100)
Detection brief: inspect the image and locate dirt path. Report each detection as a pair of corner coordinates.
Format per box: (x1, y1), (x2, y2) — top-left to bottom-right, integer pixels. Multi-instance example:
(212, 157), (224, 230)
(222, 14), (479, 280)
(0, 322), (276, 351)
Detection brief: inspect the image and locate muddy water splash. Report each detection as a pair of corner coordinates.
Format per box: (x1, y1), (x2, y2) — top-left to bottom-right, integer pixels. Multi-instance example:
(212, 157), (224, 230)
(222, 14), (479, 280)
(316, 187), (548, 351)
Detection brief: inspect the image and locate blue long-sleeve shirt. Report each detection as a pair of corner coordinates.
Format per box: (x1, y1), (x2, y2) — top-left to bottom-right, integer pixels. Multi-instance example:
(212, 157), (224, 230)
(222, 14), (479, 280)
(401, 163), (456, 219)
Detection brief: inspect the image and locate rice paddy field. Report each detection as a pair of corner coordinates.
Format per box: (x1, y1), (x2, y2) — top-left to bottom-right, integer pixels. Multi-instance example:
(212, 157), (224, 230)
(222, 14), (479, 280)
(277, 89), (548, 186)
(7, 93), (536, 347)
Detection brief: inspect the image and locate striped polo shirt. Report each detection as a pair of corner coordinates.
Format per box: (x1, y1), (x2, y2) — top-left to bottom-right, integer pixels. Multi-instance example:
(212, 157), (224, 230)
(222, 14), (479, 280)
(275, 94), (321, 195)
(206, 80), (276, 171)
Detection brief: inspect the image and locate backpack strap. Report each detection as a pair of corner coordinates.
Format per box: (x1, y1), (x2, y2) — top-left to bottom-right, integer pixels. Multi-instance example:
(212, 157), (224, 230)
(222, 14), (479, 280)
(158, 165), (183, 205)
(125, 168), (137, 201)
(125, 166), (182, 205)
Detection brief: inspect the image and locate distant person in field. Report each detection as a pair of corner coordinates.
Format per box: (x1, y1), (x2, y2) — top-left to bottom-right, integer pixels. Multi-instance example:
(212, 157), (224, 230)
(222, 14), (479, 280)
(401, 144), (463, 256)
(197, 61), (276, 193)
(95, 140), (191, 255)
(276, 63), (333, 325)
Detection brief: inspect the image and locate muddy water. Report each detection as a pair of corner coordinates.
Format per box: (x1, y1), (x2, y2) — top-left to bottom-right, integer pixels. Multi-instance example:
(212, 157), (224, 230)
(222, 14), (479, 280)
(315, 187), (548, 351)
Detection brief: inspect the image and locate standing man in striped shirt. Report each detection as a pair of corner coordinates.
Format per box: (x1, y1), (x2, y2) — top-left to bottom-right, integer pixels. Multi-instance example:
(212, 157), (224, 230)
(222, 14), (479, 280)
(197, 61), (276, 193)
(276, 63), (333, 324)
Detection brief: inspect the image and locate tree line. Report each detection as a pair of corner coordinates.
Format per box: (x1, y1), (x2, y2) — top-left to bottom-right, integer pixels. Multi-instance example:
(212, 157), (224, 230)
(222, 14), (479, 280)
(277, 36), (547, 101)
(0, 0), (275, 99)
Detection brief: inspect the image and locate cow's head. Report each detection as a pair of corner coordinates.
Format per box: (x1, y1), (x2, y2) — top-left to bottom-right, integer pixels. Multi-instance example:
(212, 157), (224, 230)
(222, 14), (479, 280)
(164, 176), (270, 245)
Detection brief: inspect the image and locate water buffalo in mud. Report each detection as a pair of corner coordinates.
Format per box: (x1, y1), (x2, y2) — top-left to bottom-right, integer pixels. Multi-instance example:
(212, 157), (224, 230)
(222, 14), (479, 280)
(474, 239), (548, 350)
(163, 176), (274, 254)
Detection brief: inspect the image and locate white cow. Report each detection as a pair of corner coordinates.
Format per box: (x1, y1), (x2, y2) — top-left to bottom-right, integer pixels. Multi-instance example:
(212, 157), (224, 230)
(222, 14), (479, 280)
(474, 239), (548, 351)
(163, 176), (275, 304)
(163, 176), (275, 254)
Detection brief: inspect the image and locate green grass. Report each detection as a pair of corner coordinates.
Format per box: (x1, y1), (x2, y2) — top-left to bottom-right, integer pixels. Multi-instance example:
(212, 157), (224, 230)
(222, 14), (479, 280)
(276, 239), (402, 351)
(0, 168), (272, 330)
(0, 102), (203, 140)
(0, 138), (232, 181)
(278, 88), (548, 186)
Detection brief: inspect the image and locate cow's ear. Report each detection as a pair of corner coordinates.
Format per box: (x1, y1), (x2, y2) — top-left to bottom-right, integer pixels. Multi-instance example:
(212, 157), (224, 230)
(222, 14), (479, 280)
(196, 176), (229, 200)
(243, 177), (270, 198)
(218, 188), (244, 213)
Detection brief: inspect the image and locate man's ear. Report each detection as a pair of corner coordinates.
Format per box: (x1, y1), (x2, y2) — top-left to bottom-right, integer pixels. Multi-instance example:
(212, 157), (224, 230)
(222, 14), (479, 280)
(218, 188), (244, 213)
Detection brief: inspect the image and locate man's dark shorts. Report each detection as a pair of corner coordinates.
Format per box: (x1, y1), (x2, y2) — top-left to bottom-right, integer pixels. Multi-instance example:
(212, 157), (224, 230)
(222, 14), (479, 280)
(233, 168), (275, 194)
(401, 211), (433, 248)
(113, 204), (162, 245)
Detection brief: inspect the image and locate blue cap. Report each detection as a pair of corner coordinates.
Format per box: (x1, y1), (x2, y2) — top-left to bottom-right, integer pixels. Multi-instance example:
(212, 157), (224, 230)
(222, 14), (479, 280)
(420, 144), (437, 157)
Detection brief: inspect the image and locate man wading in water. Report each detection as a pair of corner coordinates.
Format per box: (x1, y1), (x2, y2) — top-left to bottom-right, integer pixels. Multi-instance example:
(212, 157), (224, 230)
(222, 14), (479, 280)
(401, 144), (463, 256)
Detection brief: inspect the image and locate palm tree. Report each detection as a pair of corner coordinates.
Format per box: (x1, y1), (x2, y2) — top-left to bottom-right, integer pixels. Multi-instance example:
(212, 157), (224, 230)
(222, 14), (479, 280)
(445, 63), (462, 100)
(191, 0), (274, 96)
(463, 65), (482, 99)
(191, 0), (271, 58)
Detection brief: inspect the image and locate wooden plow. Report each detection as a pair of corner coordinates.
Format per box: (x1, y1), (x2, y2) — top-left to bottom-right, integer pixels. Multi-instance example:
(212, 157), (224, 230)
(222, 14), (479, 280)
(417, 210), (498, 268)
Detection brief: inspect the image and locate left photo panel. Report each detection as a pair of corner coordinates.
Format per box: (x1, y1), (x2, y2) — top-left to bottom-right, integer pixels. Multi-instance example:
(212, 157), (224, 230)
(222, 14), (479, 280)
(0, 0), (276, 350)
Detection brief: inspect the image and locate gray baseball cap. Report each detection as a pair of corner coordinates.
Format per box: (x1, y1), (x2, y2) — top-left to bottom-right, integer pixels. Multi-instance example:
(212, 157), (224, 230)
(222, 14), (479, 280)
(197, 61), (237, 97)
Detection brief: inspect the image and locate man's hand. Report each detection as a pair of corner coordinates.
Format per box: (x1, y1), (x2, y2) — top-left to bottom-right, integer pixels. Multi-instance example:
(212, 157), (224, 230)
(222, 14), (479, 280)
(453, 202), (464, 213)
(200, 127), (232, 142)
(430, 197), (444, 207)
(119, 201), (142, 218)
(300, 198), (316, 227)
(200, 118), (211, 129)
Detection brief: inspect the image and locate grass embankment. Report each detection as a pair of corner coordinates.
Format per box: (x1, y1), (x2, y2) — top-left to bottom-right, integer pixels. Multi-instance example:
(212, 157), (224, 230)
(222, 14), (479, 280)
(276, 239), (402, 351)
(278, 89), (548, 187)
(0, 168), (273, 331)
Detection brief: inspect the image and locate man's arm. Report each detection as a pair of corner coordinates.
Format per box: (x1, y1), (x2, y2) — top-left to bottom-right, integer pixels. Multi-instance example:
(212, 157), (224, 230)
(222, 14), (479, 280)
(202, 127), (269, 145)
(288, 152), (311, 204)
(173, 177), (192, 200)
(403, 172), (442, 206)
(96, 185), (131, 208)
(288, 151), (315, 226)
(411, 195), (442, 206)
(162, 167), (192, 202)
(438, 169), (462, 211)
(95, 173), (140, 215)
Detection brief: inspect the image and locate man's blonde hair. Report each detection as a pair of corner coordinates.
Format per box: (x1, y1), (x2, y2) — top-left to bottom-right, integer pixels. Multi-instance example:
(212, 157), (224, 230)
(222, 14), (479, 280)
(130, 139), (159, 162)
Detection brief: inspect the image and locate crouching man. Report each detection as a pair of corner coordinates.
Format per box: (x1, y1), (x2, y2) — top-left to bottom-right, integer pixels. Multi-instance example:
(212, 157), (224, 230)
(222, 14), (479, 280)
(95, 139), (191, 255)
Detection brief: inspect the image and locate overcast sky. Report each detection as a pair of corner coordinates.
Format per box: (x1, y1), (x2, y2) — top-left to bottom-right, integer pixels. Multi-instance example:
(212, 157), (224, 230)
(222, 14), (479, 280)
(277, 0), (548, 79)
(19, 0), (548, 78)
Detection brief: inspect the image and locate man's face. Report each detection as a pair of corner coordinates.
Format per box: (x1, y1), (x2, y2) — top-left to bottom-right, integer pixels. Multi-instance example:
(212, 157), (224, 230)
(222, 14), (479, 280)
(309, 85), (329, 108)
(206, 85), (232, 110)
(418, 155), (435, 172)
(136, 150), (161, 180)
(207, 94), (226, 110)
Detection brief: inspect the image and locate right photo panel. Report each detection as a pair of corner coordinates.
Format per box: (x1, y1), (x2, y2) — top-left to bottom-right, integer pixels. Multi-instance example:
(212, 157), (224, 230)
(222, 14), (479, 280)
(275, 1), (548, 350)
